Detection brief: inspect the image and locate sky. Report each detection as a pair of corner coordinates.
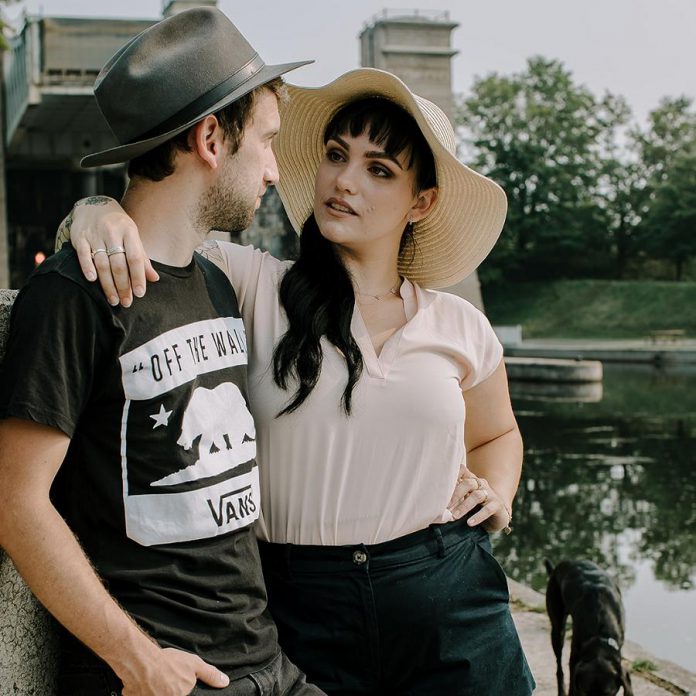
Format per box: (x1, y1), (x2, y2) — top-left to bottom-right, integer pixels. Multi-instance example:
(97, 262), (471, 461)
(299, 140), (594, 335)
(7, 0), (696, 125)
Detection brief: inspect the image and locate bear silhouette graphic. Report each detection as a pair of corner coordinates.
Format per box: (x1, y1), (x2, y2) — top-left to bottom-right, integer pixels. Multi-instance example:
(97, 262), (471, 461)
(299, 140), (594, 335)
(151, 382), (256, 487)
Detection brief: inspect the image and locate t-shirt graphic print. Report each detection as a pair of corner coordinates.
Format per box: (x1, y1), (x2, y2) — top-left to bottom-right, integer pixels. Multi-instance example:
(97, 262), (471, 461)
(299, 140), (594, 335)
(119, 316), (260, 546)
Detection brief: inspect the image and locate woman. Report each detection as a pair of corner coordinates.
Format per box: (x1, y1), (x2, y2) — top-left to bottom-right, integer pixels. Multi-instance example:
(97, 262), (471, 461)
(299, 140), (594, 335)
(61, 69), (534, 695)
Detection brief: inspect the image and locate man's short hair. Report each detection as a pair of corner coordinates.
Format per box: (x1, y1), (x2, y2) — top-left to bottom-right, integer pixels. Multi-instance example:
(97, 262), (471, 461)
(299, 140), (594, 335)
(127, 78), (286, 182)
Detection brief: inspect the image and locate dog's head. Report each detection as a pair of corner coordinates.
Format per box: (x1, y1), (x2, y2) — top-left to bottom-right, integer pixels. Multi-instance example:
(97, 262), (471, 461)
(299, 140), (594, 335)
(572, 649), (634, 696)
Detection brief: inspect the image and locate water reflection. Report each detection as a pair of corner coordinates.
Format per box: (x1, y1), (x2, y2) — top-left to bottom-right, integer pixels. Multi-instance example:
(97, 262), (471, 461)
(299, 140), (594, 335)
(496, 364), (696, 670)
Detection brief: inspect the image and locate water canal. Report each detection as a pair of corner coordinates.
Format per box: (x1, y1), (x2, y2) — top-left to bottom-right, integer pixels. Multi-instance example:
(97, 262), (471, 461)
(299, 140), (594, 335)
(495, 363), (696, 672)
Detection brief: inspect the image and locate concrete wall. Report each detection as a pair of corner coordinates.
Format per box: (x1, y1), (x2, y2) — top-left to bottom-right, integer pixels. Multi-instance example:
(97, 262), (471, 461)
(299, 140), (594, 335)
(41, 17), (156, 84)
(0, 288), (60, 695)
(359, 17), (458, 120)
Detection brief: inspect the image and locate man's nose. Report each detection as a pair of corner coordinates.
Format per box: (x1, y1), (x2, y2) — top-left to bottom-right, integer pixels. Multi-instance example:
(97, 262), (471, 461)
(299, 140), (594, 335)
(265, 148), (280, 186)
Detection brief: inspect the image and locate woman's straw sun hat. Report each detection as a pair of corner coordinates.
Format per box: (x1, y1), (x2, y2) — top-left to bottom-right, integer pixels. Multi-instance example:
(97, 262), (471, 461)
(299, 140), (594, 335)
(274, 68), (507, 289)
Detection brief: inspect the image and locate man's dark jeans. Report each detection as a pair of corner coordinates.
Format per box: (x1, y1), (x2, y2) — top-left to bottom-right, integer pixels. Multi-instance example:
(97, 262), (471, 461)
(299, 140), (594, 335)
(57, 648), (324, 696)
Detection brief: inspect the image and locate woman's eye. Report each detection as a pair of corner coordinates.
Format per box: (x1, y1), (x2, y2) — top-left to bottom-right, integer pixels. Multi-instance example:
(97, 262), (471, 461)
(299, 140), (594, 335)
(327, 150), (344, 162)
(370, 164), (391, 178)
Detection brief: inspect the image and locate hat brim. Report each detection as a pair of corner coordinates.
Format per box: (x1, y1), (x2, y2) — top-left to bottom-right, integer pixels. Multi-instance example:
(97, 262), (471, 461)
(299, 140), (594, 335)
(81, 59), (313, 168)
(274, 68), (507, 289)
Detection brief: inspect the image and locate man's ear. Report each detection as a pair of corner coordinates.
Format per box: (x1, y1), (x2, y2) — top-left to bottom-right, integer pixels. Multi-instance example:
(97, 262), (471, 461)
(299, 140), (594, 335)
(190, 115), (225, 170)
(410, 187), (438, 224)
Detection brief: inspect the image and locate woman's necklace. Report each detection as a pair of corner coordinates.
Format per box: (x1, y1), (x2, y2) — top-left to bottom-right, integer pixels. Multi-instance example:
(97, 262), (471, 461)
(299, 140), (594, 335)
(355, 281), (401, 302)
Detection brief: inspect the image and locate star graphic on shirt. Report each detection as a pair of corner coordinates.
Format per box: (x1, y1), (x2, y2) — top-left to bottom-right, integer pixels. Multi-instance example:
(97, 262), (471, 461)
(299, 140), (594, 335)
(149, 404), (173, 429)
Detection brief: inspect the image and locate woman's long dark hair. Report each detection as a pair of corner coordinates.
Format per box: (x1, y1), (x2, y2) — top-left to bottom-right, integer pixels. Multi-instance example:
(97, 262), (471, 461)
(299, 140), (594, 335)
(273, 97), (437, 416)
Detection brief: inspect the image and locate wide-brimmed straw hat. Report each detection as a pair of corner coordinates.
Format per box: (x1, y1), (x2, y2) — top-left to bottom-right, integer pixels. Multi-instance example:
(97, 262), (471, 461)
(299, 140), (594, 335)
(82, 7), (311, 168)
(274, 68), (507, 289)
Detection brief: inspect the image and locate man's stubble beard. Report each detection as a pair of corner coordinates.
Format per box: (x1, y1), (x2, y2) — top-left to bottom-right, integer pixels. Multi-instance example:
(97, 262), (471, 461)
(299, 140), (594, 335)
(197, 180), (256, 235)
(196, 158), (257, 235)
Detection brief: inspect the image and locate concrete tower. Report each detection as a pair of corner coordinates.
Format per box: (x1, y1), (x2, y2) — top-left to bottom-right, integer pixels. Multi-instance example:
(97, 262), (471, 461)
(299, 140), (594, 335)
(360, 10), (458, 119)
(359, 10), (484, 310)
(163, 0), (218, 17)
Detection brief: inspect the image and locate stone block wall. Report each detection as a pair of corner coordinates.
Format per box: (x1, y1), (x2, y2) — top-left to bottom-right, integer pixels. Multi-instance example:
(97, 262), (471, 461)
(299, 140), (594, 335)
(0, 288), (60, 694)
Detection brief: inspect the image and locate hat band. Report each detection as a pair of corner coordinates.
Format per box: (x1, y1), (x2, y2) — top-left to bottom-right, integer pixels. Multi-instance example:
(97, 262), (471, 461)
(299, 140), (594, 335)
(132, 53), (266, 144)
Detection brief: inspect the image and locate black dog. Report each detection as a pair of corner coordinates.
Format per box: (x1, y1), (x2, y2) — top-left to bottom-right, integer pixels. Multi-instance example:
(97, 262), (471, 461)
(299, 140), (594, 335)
(545, 559), (634, 696)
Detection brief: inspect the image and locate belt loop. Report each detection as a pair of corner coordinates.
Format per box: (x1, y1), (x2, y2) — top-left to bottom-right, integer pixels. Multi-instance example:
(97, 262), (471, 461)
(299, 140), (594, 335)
(433, 526), (446, 558)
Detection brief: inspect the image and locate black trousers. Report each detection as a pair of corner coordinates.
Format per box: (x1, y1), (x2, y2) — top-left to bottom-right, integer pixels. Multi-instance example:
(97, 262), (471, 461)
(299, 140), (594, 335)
(57, 647), (323, 696)
(259, 518), (536, 696)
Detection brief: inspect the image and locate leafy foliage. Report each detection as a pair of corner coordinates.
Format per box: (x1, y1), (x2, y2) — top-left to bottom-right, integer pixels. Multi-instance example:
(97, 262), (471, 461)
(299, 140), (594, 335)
(460, 58), (606, 280)
(641, 144), (696, 279)
(457, 58), (696, 282)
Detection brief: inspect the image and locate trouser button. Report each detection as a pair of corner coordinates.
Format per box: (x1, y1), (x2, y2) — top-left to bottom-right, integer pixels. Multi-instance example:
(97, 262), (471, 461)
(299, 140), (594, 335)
(353, 550), (368, 565)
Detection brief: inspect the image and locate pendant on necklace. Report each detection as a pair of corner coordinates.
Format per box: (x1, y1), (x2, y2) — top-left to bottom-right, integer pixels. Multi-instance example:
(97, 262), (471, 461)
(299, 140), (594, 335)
(355, 283), (400, 302)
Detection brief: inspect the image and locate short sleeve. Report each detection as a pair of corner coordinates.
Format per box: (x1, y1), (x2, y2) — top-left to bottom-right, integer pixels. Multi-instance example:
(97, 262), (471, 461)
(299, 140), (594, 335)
(457, 302), (504, 391)
(0, 273), (113, 437)
(214, 242), (289, 327)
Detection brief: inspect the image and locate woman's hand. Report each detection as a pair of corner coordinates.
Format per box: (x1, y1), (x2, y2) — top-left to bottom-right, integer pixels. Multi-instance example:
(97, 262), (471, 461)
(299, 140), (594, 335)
(62, 196), (159, 307)
(446, 464), (513, 533)
(448, 361), (521, 533)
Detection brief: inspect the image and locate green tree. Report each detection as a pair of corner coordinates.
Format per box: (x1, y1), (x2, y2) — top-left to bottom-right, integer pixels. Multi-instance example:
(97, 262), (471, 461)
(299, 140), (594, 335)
(458, 60), (696, 282)
(635, 97), (696, 184)
(458, 57), (616, 282)
(628, 98), (696, 279)
(595, 94), (646, 278)
(641, 143), (696, 280)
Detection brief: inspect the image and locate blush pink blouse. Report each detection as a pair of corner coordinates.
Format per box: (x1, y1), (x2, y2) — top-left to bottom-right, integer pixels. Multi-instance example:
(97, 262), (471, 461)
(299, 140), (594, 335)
(214, 242), (503, 545)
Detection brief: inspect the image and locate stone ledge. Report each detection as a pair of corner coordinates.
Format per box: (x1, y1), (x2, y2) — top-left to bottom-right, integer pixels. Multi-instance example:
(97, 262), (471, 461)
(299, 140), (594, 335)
(0, 551), (59, 694)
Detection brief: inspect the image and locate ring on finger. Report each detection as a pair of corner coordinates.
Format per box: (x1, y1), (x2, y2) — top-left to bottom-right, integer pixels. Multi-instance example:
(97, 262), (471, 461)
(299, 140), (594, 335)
(476, 478), (484, 490)
(106, 245), (126, 256)
(481, 489), (489, 504)
(91, 248), (107, 258)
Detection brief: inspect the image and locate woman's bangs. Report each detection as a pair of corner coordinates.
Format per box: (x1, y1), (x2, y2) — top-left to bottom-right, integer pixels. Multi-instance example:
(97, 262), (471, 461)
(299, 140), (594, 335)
(324, 99), (417, 169)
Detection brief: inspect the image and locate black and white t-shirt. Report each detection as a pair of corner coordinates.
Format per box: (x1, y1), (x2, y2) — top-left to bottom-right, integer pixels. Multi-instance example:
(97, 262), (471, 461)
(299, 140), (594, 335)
(0, 246), (277, 676)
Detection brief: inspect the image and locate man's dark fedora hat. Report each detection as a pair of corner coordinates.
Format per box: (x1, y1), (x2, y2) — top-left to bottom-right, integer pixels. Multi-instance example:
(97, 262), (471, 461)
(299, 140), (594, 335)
(81, 7), (312, 168)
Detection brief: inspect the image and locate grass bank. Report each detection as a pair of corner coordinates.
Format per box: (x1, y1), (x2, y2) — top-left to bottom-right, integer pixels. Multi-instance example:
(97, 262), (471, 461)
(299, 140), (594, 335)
(483, 280), (696, 339)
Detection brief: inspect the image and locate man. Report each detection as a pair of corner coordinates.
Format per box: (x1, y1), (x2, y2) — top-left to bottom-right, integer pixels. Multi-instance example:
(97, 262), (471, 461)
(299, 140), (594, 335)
(0, 8), (320, 695)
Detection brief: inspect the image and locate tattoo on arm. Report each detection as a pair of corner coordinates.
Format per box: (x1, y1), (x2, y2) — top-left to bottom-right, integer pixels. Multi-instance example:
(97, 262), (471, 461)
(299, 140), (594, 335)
(55, 209), (73, 252)
(55, 196), (113, 251)
(76, 196), (112, 208)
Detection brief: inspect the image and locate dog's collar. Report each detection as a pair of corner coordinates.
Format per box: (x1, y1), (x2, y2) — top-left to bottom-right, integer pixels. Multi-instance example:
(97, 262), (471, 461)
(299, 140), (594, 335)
(600, 637), (621, 652)
(581, 636), (622, 654)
